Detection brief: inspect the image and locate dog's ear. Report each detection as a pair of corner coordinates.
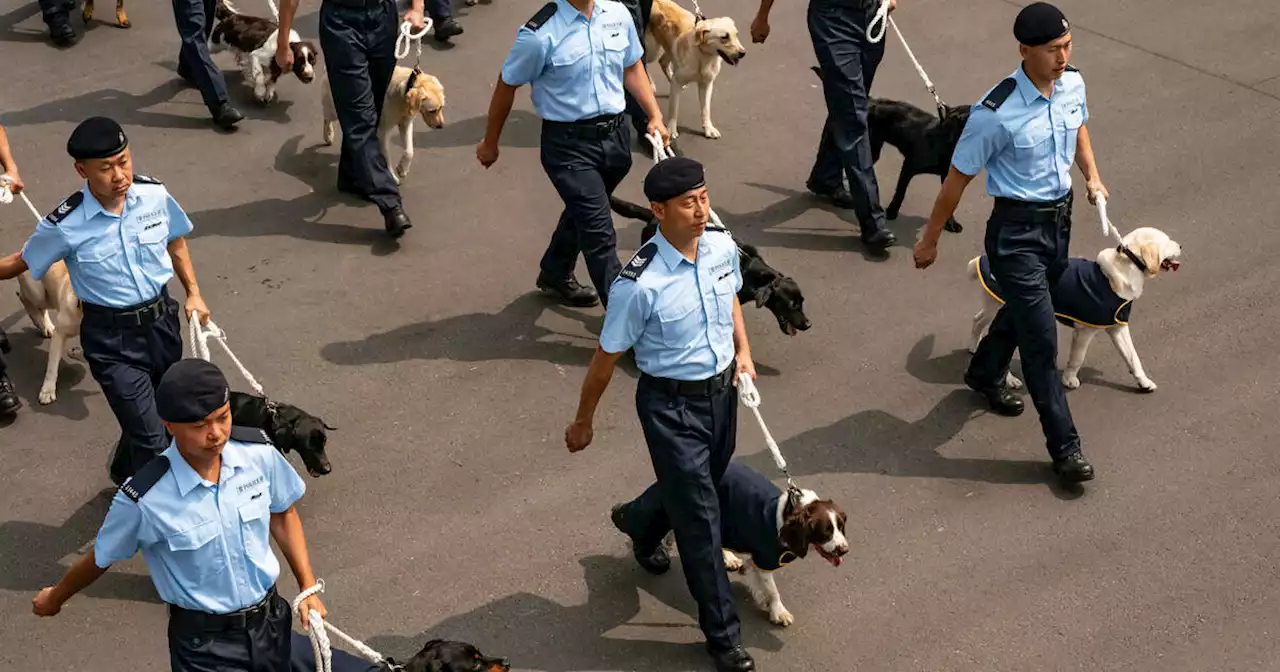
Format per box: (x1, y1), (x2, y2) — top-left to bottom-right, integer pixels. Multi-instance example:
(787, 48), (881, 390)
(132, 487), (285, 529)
(778, 508), (809, 559)
(695, 22), (710, 44)
(322, 420), (338, 430)
(1138, 240), (1162, 276)
(754, 282), (774, 308)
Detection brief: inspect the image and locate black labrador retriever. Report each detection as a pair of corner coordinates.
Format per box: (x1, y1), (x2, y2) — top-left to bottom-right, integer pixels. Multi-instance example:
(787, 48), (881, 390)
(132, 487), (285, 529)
(381, 639), (510, 672)
(228, 391), (334, 477)
(608, 195), (812, 336)
(811, 65), (970, 233)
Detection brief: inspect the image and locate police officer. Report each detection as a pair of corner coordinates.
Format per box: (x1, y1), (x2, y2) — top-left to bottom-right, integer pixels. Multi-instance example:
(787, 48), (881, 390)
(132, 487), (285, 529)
(174, 0), (245, 129)
(750, 0), (897, 251)
(913, 2), (1107, 483)
(565, 158), (758, 672)
(31, 359), (379, 672)
(477, 0), (669, 309)
(0, 123), (23, 416)
(0, 117), (212, 485)
(275, 0), (419, 238)
(619, 0), (655, 152)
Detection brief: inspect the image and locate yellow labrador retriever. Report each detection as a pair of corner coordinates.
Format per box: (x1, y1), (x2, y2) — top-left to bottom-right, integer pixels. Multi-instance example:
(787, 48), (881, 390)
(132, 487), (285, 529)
(644, 0), (745, 139)
(16, 261), (83, 404)
(322, 65), (446, 185)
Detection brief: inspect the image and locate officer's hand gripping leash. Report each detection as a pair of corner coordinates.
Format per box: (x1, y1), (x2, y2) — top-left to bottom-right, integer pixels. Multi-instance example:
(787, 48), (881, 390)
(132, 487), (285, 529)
(1093, 191), (1126, 245)
(0, 175), (43, 221)
(395, 17), (434, 65)
(186, 311), (267, 397)
(293, 581), (406, 672)
(865, 0), (945, 118)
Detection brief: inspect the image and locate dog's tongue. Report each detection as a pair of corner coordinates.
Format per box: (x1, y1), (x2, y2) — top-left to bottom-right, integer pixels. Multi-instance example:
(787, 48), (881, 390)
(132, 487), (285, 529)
(827, 555), (842, 567)
(786, 324), (797, 336)
(1170, 260), (1181, 271)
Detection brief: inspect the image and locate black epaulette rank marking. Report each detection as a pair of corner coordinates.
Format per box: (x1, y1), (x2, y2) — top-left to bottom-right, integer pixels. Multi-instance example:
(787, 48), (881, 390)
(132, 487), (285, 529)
(1064, 64), (1080, 73)
(525, 2), (557, 31)
(618, 242), (658, 281)
(230, 425), (273, 445)
(132, 173), (163, 185)
(120, 455), (171, 502)
(44, 191), (84, 226)
(981, 77), (1017, 111)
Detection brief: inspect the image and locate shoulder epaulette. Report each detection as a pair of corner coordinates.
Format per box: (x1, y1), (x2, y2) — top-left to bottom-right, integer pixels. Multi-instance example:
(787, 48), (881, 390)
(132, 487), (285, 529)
(1064, 64), (1080, 73)
(618, 242), (658, 281)
(981, 78), (1017, 111)
(705, 224), (729, 234)
(120, 455), (171, 502)
(132, 173), (163, 185)
(44, 191), (84, 225)
(525, 2), (557, 31)
(230, 425), (273, 445)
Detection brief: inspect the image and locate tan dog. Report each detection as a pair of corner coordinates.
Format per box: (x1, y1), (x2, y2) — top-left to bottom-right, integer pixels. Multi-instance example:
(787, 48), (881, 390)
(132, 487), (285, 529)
(321, 66), (445, 185)
(82, 0), (130, 28)
(644, 0), (745, 139)
(968, 227), (1182, 393)
(15, 262), (83, 405)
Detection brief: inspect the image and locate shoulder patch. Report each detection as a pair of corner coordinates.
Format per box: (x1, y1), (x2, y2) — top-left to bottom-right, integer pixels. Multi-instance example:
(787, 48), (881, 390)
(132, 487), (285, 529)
(44, 191), (84, 225)
(230, 425), (273, 445)
(132, 173), (163, 185)
(119, 455), (171, 503)
(981, 78), (1017, 111)
(1064, 64), (1080, 73)
(618, 242), (658, 281)
(525, 2), (557, 30)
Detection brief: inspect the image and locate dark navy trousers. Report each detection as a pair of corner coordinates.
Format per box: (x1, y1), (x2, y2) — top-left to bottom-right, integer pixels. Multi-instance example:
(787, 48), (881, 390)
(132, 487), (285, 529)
(617, 370), (742, 653)
(619, 0), (654, 139)
(319, 0), (402, 213)
(172, 0), (230, 113)
(807, 0), (889, 236)
(80, 293), (183, 483)
(967, 193), (1081, 459)
(539, 117), (632, 306)
(0, 326), (9, 374)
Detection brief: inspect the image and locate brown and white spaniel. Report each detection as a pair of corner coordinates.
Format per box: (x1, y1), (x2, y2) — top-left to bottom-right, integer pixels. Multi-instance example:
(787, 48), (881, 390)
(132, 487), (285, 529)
(210, 0), (318, 105)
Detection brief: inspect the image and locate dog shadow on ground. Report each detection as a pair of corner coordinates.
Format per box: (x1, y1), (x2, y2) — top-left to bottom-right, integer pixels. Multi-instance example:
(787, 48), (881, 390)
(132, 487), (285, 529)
(0, 312), (93, 421)
(366, 554), (787, 672)
(319, 292), (783, 377)
(0, 488), (160, 604)
(187, 135), (402, 255)
(714, 182), (929, 262)
(411, 110), (542, 150)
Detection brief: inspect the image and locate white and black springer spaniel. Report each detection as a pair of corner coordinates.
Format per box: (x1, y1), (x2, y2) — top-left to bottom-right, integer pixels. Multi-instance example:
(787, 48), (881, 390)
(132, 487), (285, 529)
(211, 0), (317, 105)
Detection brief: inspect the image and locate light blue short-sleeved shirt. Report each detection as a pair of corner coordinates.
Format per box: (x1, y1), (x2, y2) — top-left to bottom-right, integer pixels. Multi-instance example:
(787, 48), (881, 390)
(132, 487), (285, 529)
(93, 435), (307, 614)
(951, 64), (1089, 202)
(499, 0), (644, 123)
(600, 227), (741, 381)
(20, 176), (195, 309)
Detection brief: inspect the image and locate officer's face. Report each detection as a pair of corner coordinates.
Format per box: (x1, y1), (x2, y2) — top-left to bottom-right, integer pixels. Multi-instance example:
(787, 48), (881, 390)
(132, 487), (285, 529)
(168, 402), (233, 461)
(653, 187), (711, 238)
(75, 149), (133, 199)
(1021, 32), (1073, 81)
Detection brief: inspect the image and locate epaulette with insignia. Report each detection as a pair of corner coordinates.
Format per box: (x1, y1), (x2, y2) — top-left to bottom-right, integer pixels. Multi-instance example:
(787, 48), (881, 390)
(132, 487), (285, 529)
(618, 242), (658, 281)
(132, 173), (163, 185)
(1064, 64), (1080, 73)
(705, 224), (729, 234)
(230, 425), (273, 445)
(120, 455), (171, 503)
(44, 191), (84, 226)
(981, 77), (1017, 111)
(525, 2), (557, 31)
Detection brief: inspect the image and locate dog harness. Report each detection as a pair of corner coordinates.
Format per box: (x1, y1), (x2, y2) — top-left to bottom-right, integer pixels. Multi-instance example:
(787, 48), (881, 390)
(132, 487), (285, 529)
(719, 462), (798, 572)
(977, 255), (1133, 328)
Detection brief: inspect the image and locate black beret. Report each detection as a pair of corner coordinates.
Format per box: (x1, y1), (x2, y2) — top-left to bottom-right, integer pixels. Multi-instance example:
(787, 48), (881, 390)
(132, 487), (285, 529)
(66, 116), (129, 161)
(644, 157), (706, 203)
(1014, 2), (1069, 46)
(155, 359), (231, 423)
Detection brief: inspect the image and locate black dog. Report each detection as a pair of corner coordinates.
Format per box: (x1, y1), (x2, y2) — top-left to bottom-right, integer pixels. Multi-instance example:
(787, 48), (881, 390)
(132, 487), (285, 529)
(811, 65), (969, 233)
(381, 639), (510, 672)
(608, 196), (812, 336)
(228, 391), (334, 477)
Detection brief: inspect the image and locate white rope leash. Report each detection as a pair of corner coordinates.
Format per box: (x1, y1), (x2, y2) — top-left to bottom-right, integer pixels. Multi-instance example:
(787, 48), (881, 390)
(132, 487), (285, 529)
(292, 581), (400, 672)
(0, 177), (44, 223)
(186, 311), (267, 396)
(1093, 192), (1125, 245)
(264, 0), (278, 18)
(394, 18), (433, 62)
(887, 16), (942, 113)
(866, 0), (892, 44)
(736, 372), (791, 480)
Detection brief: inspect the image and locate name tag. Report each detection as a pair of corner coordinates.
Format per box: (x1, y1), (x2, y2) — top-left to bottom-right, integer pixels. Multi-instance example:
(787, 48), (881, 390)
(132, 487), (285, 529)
(237, 476), (265, 494)
(137, 209), (165, 228)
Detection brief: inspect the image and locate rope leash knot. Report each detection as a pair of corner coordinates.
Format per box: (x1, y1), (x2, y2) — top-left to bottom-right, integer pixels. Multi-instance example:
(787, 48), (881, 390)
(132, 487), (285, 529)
(292, 580), (403, 672)
(0, 176), (44, 222)
(395, 18), (433, 65)
(866, 0), (892, 44)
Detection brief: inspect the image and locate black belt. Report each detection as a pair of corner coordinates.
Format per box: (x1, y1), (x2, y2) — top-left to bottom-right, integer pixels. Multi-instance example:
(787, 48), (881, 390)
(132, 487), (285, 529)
(80, 288), (170, 328)
(168, 585), (277, 633)
(641, 362), (736, 397)
(543, 114), (623, 140)
(992, 190), (1073, 223)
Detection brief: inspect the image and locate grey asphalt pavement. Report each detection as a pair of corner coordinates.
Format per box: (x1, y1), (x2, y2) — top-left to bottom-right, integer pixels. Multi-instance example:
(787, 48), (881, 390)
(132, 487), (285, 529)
(2, 0), (1279, 670)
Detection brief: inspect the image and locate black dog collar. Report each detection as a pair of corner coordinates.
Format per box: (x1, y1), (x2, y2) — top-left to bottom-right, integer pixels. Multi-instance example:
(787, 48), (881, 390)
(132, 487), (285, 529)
(1118, 244), (1148, 273)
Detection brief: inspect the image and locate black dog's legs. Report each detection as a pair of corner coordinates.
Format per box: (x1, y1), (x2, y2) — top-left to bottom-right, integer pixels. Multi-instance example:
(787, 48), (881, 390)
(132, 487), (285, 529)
(885, 167), (912, 220)
(941, 174), (963, 233)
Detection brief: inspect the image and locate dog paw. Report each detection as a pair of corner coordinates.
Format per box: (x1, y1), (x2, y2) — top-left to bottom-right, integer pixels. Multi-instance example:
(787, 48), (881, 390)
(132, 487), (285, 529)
(944, 218), (963, 233)
(1005, 372), (1024, 390)
(66, 346), (84, 361)
(669, 127), (680, 140)
(38, 386), (57, 405)
(1062, 372), (1081, 390)
(1136, 377), (1157, 393)
(768, 605), (794, 627)
(395, 160), (411, 182)
(722, 551), (744, 573)
(703, 125), (721, 139)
